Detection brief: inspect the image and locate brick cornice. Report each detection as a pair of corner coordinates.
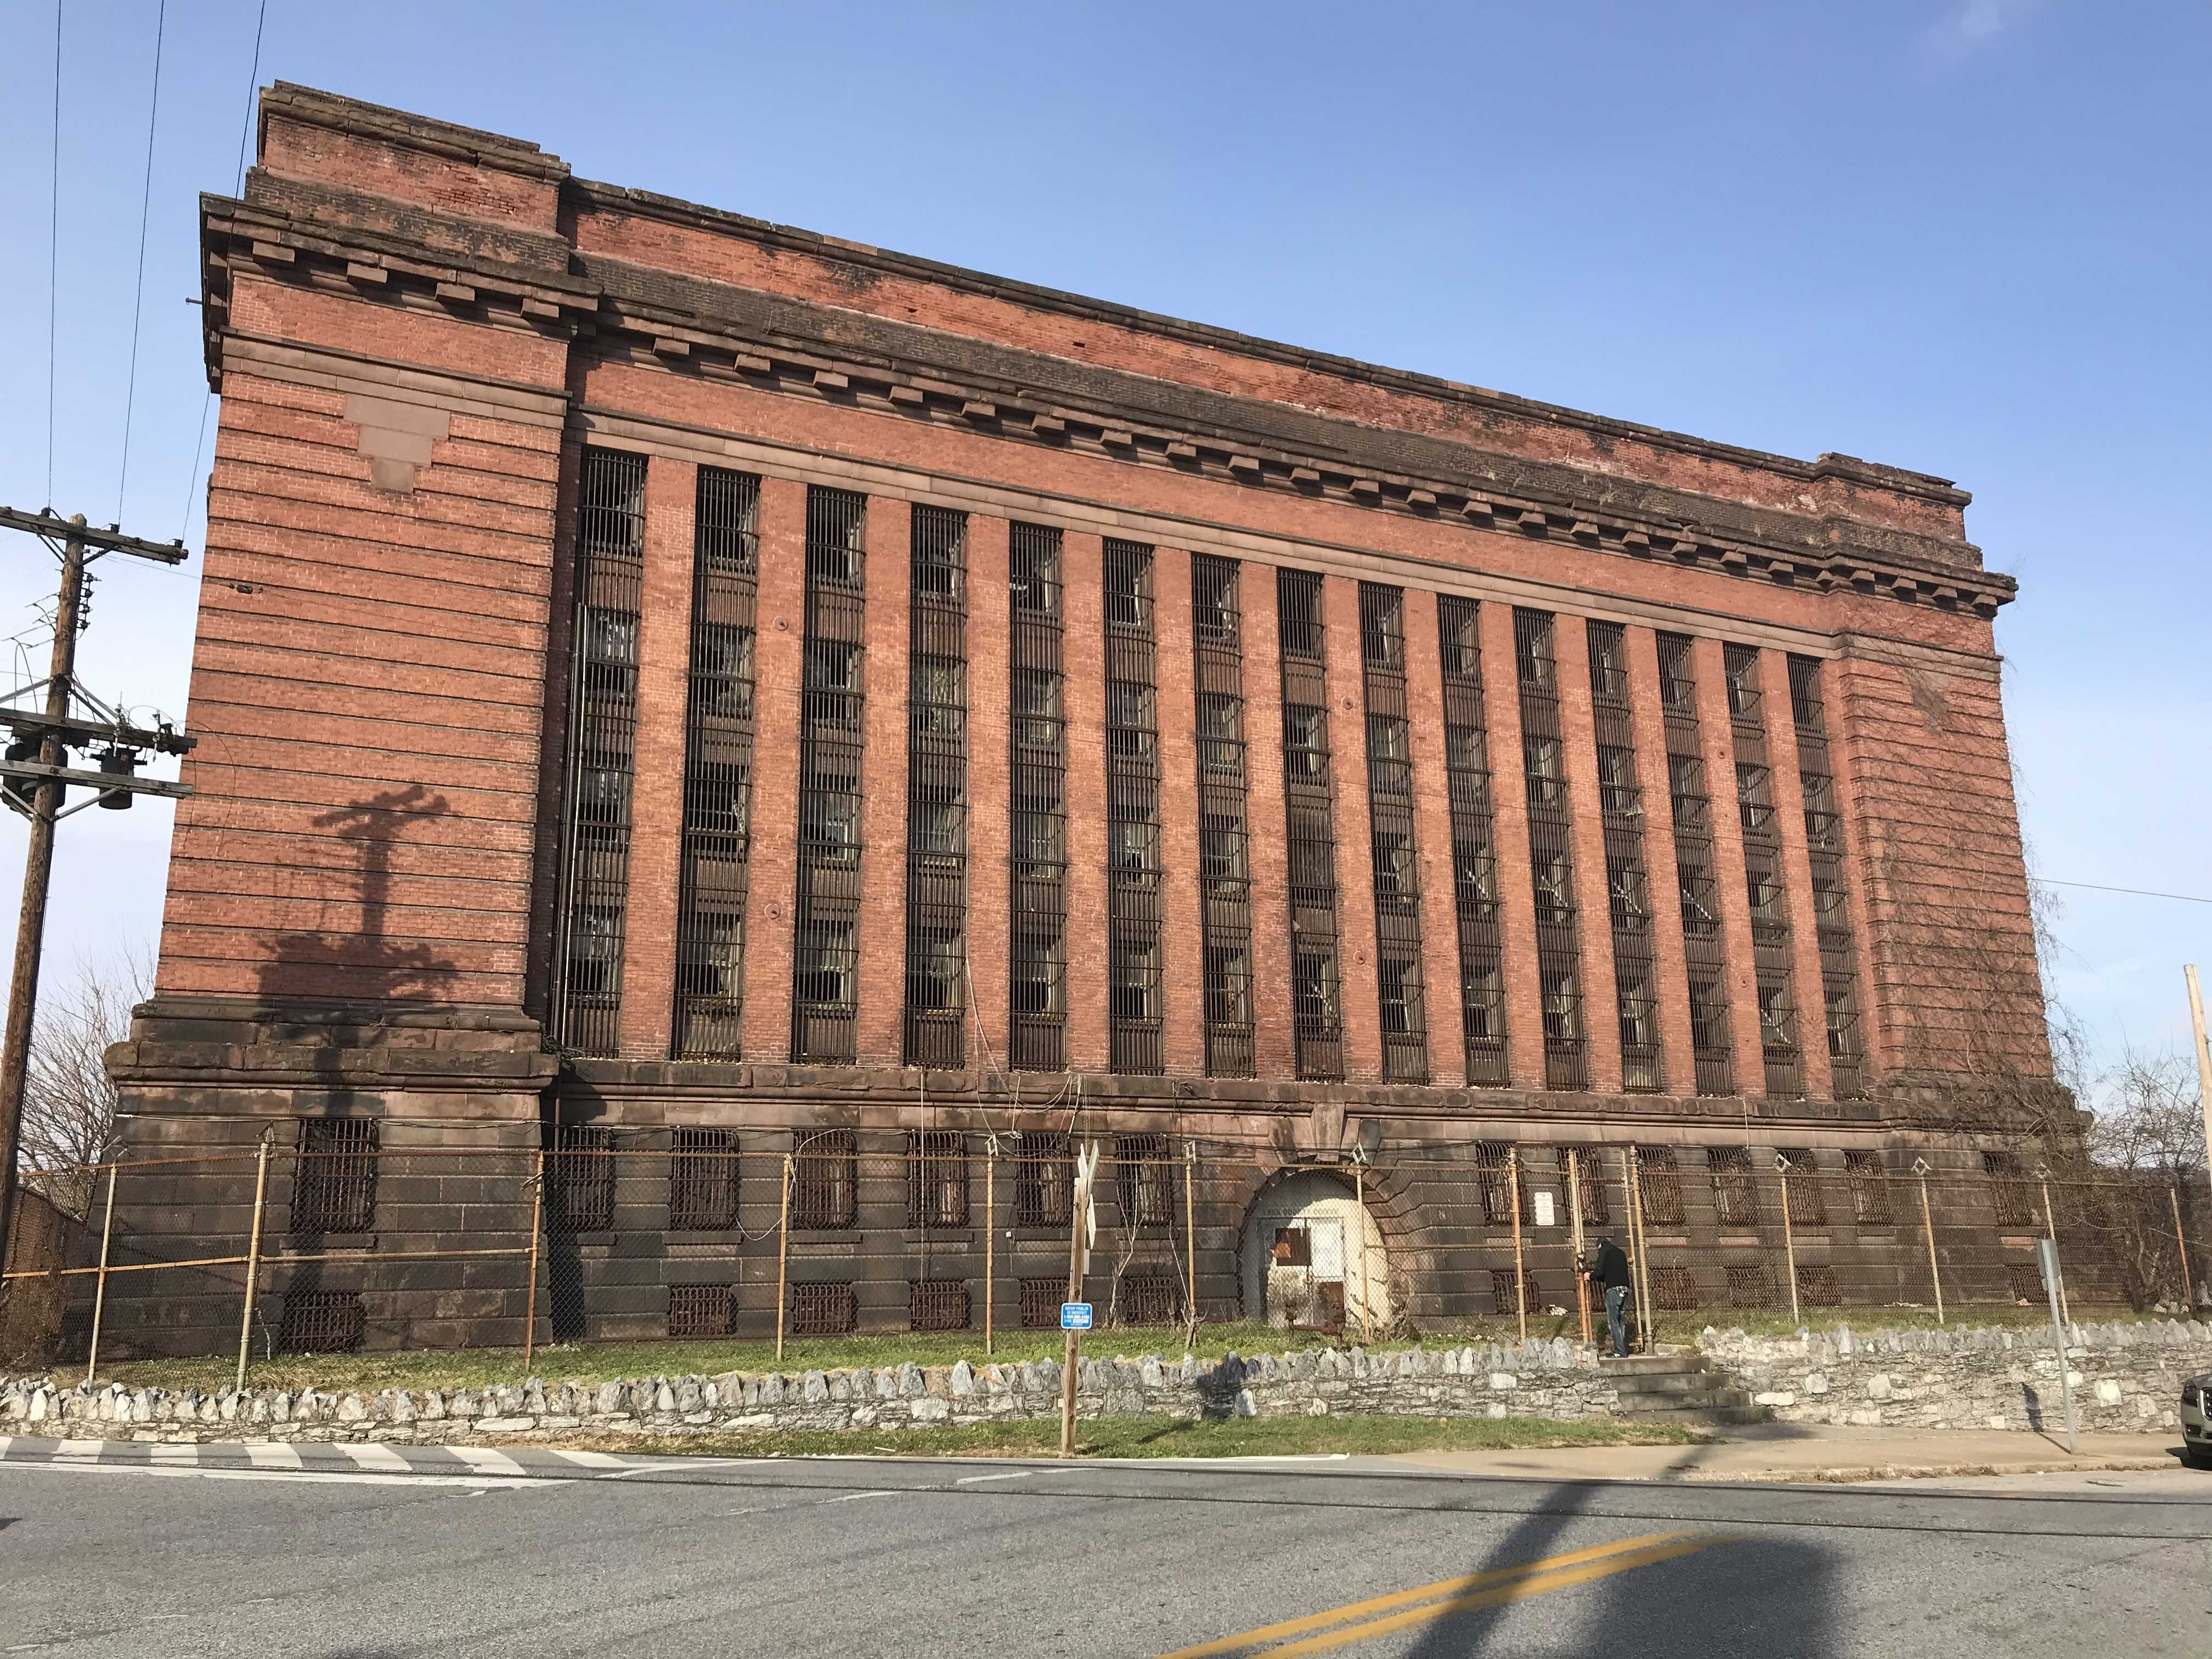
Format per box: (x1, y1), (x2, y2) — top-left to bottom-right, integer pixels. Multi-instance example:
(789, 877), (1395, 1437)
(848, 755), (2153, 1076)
(199, 188), (2014, 625)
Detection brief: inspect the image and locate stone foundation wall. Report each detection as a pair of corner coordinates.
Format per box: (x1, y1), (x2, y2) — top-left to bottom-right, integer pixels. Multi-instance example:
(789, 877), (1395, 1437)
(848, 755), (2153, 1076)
(4, 1339), (1613, 1442)
(1700, 1320), (2212, 1433)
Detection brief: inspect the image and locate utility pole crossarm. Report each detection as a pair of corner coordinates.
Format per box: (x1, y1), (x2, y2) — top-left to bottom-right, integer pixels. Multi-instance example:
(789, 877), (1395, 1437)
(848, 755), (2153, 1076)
(0, 506), (189, 565)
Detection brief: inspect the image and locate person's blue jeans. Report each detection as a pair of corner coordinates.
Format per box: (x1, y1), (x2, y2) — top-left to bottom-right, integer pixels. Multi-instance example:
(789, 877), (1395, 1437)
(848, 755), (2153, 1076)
(1605, 1283), (1631, 1357)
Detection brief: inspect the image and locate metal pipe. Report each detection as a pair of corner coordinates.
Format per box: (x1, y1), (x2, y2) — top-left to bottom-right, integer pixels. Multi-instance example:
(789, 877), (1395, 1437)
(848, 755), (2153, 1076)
(2041, 1177), (2070, 1328)
(1184, 1139), (1199, 1330)
(1508, 1147), (1527, 1344)
(984, 1141), (996, 1357)
(83, 1163), (117, 1386)
(1626, 1150), (1654, 1353)
(523, 1147), (545, 1374)
(1918, 1170), (1944, 1325)
(2172, 1184), (2194, 1310)
(1356, 1164), (1374, 1343)
(236, 1129), (274, 1393)
(1567, 1148), (1590, 1347)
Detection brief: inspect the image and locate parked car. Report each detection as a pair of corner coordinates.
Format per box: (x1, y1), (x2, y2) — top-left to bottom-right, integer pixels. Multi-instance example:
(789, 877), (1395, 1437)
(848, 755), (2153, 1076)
(2184, 1374), (2211, 1468)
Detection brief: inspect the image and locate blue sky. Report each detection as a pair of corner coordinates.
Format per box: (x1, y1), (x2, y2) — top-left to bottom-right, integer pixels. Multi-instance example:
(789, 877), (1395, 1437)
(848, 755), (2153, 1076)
(0, 1), (2204, 1083)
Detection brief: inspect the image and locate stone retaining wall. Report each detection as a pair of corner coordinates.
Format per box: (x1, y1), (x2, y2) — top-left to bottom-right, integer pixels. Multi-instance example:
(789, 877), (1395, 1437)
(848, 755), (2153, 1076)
(2, 1338), (1615, 1443)
(1700, 1320), (2212, 1432)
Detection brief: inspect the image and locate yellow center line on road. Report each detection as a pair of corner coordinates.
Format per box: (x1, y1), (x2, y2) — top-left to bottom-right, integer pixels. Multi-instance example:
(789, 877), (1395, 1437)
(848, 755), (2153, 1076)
(1154, 1530), (1725, 1659)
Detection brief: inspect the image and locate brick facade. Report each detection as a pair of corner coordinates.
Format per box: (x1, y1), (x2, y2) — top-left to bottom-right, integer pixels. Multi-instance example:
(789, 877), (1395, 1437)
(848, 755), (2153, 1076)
(101, 85), (2063, 1350)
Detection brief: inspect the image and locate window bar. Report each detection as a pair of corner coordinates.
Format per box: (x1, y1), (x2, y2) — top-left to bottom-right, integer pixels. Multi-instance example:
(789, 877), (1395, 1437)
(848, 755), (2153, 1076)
(1515, 608), (1588, 1090)
(1587, 622), (1663, 1093)
(791, 487), (867, 1063)
(1008, 523), (1068, 1071)
(903, 505), (969, 1068)
(673, 466), (759, 1058)
(1724, 643), (1803, 1099)
(1436, 597), (1508, 1085)
(1192, 555), (1255, 1076)
(1657, 633), (1736, 1097)
(1104, 539), (1164, 1075)
(1788, 655), (1866, 1100)
(551, 448), (646, 1056)
(1276, 570), (1344, 1081)
(1359, 584), (1427, 1082)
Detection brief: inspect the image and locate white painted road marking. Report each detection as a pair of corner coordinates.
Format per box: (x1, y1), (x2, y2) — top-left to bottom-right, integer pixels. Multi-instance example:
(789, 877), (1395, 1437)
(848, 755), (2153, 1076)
(52, 1440), (105, 1459)
(819, 1489), (902, 1504)
(955, 1470), (1034, 1485)
(246, 1442), (304, 1470)
(9, 1460), (558, 1489)
(549, 1448), (630, 1468)
(150, 1443), (199, 1465)
(447, 1446), (527, 1477)
(338, 1443), (413, 1472)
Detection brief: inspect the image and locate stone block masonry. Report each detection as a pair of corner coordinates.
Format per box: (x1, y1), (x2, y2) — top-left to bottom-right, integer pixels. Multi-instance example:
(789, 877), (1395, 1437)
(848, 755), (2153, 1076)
(1703, 1319), (2212, 1434)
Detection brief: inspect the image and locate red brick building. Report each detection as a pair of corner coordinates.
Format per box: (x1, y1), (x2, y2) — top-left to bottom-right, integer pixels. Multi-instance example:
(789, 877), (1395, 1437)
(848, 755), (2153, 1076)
(102, 86), (2060, 1349)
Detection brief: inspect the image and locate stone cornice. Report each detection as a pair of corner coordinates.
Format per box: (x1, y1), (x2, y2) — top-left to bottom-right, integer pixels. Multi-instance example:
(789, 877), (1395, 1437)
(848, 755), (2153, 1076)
(199, 190), (2014, 622)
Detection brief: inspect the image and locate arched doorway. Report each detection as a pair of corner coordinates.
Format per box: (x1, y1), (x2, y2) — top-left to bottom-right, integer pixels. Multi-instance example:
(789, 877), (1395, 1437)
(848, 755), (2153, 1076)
(1240, 1170), (1389, 1334)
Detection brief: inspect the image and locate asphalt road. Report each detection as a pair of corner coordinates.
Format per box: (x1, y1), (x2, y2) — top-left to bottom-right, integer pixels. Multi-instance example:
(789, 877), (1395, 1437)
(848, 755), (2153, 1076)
(1, 1437), (2205, 1657)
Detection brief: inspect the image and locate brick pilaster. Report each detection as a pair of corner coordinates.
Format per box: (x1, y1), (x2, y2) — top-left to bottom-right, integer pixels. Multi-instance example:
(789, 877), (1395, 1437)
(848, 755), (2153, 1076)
(1479, 600), (1547, 1090)
(618, 453), (697, 1059)
(1060, 532), (1109, 1072)
(1322, 574), (1384, 1085)
(856, 499), (912, 1069)
(1624, 625), (1695, 1096)
(1553, 618), (1623, 1094)
(738, 477), (806, 1063)
(1239, 565), (1295, 1081)
(965, 516), (1012, 1075)
(1402, 591), (1466, 1088)
(1692, 634), (1767, 1097)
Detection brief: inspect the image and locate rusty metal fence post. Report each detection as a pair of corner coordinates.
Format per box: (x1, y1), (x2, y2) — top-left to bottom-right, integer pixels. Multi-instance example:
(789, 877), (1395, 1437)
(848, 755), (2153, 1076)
(1184, 1139), (1199, 1329)
(522, 1146), (545, 1374)
(236, 1128), (275, 1391)
(1623, 1148), (1653, 1353)
(984, 1137), (997, 1356)
(1567, 1147), (1590, 1347)
(82, 1163), (117, 1386)
(1777, 1155), (1800, 1328)
(775, 1153), (793, 1363)
(1914, 1159), (1944, 1325)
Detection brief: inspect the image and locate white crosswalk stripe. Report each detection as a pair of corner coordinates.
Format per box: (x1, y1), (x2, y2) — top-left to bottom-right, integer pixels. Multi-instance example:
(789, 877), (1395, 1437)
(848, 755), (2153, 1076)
(246, 1442), (304, 1469)
(0, 1436), (13, 1459)
(447, 1446), (527, 1477)
(53, 1440), (106, 1459)
(150, 1442), (199, 1465)
(337, 1443), (413, 1472)
(548, 1448), (628, 1469)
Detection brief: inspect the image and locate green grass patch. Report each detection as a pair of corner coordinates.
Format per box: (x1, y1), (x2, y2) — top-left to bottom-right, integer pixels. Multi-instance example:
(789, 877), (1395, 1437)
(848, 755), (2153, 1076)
(586, 1412), (1702, 1462)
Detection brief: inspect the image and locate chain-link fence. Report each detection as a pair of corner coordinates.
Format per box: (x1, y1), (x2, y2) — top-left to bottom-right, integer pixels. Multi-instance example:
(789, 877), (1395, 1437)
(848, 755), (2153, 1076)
(4, 1129), (2205, 1376)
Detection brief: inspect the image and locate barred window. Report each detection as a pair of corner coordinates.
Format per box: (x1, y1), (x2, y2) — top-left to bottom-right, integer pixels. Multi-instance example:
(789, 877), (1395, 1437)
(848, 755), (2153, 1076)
(1779, 1149), (1825, 1227)
(549, 1124), (616, 1234)
(1708, 1146), (1757, 1229)
(1635, 1146), (1685, 1227)
(1116, 1133), (1177, 1228)
(669, 1127), (740, 1231)
(1985, 1150), (2035, 1228)
(910, 1279), (971, 1332)
(1015, 1133), (1073, 1228)
(1009, 522), (1067, 1073)
(906, 1130), (967, 1227)
(790, 1130), (857, 1230)
(792, 486), (867, 1063)
(291, 1118), (379, 1236)
(789, 1281), (856, 1336)
(668, 1284), (735, 1339)
(1844, 1149), (1893, 1224)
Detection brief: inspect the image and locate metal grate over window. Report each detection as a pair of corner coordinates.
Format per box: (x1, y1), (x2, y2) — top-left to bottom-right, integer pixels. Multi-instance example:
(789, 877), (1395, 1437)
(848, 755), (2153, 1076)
(1844, 1149), (1894, 1224)
(1278, 570), (1344, 1080)
(548, 1124), (616, 1233)
(1192, 556), (1255, 1076)
(788, 1280), (856, 1336)
(1014, 1133), (1074, 1228)
(791, 1128), (858, 1229)
(1359, 585), (1427, 1081)
(291, 1117), (379, 1236)
(1104, 540), (1164, 1075)
(1725, 644), (1802, 1099)
(1116, 1133), (1177, 1229)
(906, 1128), (968, 1227)
(669, 1127), (740, 1231)
(1788, 656), (1866, 1101)
(1436, 597), (1508, 1085)
(1635, 1146), (1685, 1227)
(909, 1279), (972, 1332)
(1516, 610), (1586, 1089)
(904, 506), (970, 1068)
(668, 1283), (735, 1338)
(1657, 633), (1736, 1097)
(552, 448), (646, 1056)
(276, 1290), (366, 1355)
(1020, 1277), (1065, 1328)
(1009, 523), (1068, 1071)
(792, 488), (867, 1063)
(1587, 622), (1664, 1094)
(1708, 1145), (1757, 1229)
(674, 467), (760, 1058)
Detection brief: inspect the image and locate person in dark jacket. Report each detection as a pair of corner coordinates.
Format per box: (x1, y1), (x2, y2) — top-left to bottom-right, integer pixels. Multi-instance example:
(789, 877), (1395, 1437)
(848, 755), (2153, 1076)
(1585, 1237), (1634, 1357)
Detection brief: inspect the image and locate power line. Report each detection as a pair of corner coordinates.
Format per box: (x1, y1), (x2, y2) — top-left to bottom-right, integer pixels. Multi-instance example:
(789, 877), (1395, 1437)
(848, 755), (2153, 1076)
(184, 0), (270, 545)
(2035, 877), (2212, 907)
(116, 0), (168, 522)
(46, 0), (62, 509)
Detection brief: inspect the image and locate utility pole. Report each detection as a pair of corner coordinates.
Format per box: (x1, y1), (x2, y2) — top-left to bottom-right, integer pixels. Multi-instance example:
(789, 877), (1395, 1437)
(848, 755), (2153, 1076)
(2186, 966), (2212, 1311)
(0, 506), (191, 1279)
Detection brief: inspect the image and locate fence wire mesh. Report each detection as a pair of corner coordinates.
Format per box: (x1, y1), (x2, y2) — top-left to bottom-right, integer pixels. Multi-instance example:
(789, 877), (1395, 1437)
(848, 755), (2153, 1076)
(4, 1133), (2206, 1377)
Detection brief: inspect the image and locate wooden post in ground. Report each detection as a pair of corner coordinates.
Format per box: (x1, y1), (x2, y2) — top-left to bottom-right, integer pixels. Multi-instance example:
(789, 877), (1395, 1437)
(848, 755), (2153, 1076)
(235, 1130), (274, 1392)
(1508, 1147), (1527, 1344)
(82, 1163), (117, 1386)
(1184, 1140), (1199, 1330)
(1567, 1148), (1590, 1347)
(1778, 1156), (1800, 1328)
(522, 1146), (545, 1373)
(1916, 1163), (1944, 1325)
(984, 1139), (996, 1356)
(2172, 1184), (2194, 1309)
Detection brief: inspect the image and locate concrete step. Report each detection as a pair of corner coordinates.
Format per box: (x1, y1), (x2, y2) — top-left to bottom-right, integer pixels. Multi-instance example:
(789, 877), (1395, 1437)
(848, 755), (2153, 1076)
(1606, 1372), (1726, 1397)
(1616, 1403), (1772, 1427)
(1600, 1355), (1712, 1376)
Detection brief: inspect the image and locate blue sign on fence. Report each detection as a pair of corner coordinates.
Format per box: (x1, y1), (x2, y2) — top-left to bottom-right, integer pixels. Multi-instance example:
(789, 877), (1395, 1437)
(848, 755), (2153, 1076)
(1060, 1302), (1093, 1331)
